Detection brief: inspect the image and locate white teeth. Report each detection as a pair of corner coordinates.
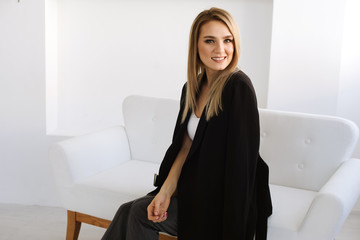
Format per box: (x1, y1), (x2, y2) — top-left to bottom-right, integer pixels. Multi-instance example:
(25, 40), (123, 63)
(212, 57), (225, 61)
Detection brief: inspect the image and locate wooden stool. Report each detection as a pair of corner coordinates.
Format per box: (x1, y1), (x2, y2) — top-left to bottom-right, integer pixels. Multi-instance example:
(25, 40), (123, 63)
(159, 232), (178, 240)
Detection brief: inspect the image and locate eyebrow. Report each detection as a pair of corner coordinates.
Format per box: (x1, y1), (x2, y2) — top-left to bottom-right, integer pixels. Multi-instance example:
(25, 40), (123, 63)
(203, 35), (233, 39)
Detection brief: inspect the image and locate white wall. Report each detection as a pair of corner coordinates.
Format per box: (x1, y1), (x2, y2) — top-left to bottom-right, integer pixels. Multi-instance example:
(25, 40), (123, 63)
(337, 0), (360, 158)
(267, 0), (360, 159)
(337, 0), (360, 206)
(268, 0), (345, 115)
(0, 0), (66, 206)
(49, 0), (273, 136)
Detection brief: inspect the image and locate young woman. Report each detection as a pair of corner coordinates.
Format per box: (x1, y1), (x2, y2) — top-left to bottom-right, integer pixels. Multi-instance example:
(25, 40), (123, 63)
(102, 7), (272, 240)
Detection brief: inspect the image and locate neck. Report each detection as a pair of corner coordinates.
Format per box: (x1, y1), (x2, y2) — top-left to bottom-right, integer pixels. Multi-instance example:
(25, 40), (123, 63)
(205, 69), (217, 86)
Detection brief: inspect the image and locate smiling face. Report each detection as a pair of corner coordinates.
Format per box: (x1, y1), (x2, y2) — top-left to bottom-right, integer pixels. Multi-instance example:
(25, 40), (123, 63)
(197, 20), (234, 80)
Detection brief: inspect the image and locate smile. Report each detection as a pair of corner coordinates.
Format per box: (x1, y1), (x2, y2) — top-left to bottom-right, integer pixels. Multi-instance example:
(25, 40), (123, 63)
(211, 57), (226, 61)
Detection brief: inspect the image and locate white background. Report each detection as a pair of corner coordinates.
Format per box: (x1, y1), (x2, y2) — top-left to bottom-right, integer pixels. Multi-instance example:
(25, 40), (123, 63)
(0, 0), (359, 209)
(47, 0), (273, 136)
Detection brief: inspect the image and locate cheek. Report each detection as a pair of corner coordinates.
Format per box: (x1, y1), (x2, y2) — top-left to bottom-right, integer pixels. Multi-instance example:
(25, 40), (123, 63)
(198, 44), (208, 57)
(198, 45), (210, 63)
(226, 46), (234, 60)
(227, 45), (234, 55)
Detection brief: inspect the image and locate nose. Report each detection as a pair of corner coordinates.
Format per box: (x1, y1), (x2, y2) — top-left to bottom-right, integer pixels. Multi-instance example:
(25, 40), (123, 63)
(214, 42), (225, 54)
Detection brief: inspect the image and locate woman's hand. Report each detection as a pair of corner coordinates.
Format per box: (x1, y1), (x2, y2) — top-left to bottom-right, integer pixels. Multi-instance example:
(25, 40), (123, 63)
(147, 133), (192, 223)
(147, 191), (171, 223)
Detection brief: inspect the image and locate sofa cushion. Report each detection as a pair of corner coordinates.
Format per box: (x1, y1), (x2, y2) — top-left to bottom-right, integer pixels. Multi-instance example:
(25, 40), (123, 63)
(64, 160), (160, 220)
(268, 184), (317, 239)
(63, 164), (319, 226)
(260, 109), (358, 191)
(123, 95), (179, 164)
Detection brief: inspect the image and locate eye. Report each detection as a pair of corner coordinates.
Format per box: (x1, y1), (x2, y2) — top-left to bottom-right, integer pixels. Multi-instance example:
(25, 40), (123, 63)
(224, 39), (233, 43)
(205, 39), (215, 44)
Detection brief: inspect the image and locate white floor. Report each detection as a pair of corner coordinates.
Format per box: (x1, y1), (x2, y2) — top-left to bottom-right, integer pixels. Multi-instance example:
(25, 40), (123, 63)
(0, 204), (105, 240)
(0, 204), (359, 240)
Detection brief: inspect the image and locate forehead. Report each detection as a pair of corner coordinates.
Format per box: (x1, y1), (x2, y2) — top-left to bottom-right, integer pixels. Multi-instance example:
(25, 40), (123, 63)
(199, 20), (232, 37)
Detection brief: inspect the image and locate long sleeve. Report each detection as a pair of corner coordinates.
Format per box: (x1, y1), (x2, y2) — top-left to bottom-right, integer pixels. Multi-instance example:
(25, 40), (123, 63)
(222, 74), (260, 239)
(153, 83), (188, 190)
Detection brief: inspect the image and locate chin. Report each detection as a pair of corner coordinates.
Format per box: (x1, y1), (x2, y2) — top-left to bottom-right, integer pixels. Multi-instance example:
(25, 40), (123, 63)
(215, 65), (229, 71)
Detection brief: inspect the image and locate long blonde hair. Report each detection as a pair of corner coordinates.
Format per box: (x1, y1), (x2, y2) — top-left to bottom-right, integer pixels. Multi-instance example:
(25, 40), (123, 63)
(181, 7), (241, 123)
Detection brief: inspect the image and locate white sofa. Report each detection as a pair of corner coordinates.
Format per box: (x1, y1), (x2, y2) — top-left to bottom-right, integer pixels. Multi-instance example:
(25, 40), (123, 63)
(50, 95), (360, 240)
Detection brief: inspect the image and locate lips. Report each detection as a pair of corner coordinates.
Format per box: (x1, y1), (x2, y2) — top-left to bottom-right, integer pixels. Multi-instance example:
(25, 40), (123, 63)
(211, 57), (226, 61)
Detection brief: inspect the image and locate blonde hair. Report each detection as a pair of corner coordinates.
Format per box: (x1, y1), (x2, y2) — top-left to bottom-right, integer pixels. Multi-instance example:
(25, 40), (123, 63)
(182, 7), (241, 123)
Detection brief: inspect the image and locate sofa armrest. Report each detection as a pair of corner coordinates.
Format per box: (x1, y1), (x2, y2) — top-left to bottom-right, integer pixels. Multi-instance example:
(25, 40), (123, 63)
(49, 126), (131, 187)
(319, 158), (360, 215)
(299, 158), (360, 239)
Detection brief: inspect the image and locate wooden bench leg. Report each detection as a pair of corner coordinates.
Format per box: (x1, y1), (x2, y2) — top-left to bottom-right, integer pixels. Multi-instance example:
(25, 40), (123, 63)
(66, 210), (111, 240)
(75, 211), (111, 228)
(67, 210), (81, 240)
(159, 232), (178, 240)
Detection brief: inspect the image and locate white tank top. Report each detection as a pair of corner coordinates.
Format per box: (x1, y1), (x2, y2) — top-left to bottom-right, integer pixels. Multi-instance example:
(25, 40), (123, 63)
(187, 112), (200, 141)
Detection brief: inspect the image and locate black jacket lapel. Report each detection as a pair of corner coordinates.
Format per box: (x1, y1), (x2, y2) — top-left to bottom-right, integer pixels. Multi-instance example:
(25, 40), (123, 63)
(185, 110), (208, 161)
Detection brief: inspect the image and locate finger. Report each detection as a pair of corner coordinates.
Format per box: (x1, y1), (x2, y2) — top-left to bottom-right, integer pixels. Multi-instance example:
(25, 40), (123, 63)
(152, 217), (167, 223)
(151, 211), (168, 223)
(148, 211), (159, 221)
(159, 212), (168, 220)
(153, 201), (160, 217)
(147, 210), (152, 221)
(161, 212), (168, 218)
(155, 216), (168, 223)
(147, 202), (157, 220)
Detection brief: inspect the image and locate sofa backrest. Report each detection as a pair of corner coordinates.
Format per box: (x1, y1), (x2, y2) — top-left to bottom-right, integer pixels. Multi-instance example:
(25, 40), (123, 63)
(123, 95), (359, 191)
(123, 95), (180, 164)
(259, 109), (358, 191)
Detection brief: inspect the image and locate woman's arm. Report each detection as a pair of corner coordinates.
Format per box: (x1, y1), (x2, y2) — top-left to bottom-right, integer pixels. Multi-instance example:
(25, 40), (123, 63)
(222, 74), (260, 239)
(147, 132), (192, 222)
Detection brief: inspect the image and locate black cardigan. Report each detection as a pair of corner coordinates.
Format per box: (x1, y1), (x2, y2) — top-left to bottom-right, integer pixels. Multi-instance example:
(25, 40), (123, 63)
(152, 70), (272, 240)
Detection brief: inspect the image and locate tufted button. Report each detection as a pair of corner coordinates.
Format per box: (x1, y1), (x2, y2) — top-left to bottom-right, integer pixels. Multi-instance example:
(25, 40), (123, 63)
(305, 138), (311, 144)
(298, 163), (305, 169)
(261, 132), (267, 137)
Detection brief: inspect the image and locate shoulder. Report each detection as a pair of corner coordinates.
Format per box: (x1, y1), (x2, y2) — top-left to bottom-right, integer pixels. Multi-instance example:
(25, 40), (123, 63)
(226, 70), (254, 90)
(221, 70), (259, 121)
(223, 70), (257, 100)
